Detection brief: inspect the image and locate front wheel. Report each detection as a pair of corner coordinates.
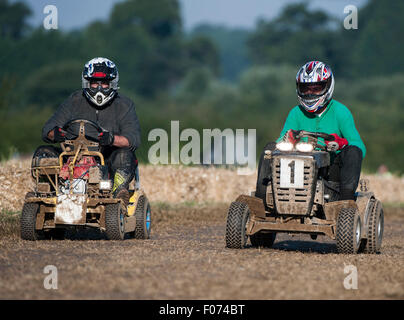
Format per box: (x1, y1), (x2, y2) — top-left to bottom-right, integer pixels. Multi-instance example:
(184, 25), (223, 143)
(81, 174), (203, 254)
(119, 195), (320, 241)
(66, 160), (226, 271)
(105, 203), (125, 240)
(336, 207), (362, 254)
(225, 201), (250, 249)
(132, 195), (151, 239)
(20, 202), (41, 240)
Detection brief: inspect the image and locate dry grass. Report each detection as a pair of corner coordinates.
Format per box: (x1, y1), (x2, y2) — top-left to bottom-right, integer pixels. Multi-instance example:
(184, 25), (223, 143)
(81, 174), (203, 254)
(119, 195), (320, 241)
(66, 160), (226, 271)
(1, 158), (404, 213)
(0, 204), (403, 300)
(0, 211), (20, 240)
(1, 159), (403, 300)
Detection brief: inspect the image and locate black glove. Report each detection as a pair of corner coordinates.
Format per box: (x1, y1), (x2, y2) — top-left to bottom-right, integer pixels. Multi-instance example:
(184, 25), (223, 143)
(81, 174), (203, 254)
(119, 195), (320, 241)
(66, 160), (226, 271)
(53, 126), (67, 143)
(98, 130), (115, 146)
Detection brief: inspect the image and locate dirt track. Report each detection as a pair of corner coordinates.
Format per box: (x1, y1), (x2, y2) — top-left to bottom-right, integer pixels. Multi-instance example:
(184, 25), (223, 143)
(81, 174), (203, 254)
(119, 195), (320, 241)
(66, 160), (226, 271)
(1, 204), (403, 300)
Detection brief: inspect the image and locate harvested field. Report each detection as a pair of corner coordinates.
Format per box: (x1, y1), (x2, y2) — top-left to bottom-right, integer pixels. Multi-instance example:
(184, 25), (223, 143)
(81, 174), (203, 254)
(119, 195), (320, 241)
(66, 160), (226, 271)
(1, 159), (404, 212)
(1, 205), (404, 299)
(0, 159), (404, 300)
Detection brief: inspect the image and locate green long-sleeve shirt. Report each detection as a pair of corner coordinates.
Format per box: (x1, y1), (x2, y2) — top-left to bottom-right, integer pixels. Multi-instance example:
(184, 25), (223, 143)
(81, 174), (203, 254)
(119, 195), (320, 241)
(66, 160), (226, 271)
(277, 99), (366, 157)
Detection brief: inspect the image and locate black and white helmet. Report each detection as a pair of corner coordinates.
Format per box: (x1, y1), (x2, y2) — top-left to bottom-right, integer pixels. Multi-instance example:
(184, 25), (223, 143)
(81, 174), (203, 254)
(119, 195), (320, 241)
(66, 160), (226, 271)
(296, 61), (334, 113)
(82, 57), (119, 107)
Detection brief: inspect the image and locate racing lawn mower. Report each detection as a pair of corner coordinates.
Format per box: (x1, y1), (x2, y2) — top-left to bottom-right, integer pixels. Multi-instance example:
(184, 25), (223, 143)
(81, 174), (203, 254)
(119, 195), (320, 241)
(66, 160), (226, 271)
(21, 119), (151, 241)
(225, 130), (384, 254)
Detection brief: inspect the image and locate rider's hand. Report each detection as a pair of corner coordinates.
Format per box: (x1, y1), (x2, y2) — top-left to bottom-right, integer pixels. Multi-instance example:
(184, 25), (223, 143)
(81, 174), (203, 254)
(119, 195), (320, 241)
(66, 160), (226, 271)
(286, 129), (299, 144)
(326, 133), (348, 151)
(98, 130), (115, 146)
(53, 126), (67, 143)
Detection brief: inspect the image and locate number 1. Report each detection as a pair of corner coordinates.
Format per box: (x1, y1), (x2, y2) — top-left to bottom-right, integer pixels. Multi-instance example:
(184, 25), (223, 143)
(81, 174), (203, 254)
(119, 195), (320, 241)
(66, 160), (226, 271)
(288, 160), (295, 184)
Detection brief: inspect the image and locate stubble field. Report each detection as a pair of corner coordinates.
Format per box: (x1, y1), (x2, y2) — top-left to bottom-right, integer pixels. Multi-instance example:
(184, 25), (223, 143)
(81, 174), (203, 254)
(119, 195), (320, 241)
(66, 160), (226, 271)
(1, 159), (404, 299)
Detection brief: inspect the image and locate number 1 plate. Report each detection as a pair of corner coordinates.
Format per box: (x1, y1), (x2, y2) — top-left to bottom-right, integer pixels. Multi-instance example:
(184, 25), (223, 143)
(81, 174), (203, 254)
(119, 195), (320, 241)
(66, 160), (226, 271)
(280, 158), (304, 188)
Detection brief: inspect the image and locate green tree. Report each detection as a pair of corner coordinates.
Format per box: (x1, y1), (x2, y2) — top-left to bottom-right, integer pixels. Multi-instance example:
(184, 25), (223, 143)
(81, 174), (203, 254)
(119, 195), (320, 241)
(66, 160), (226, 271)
(107, 0), (185, 97)
(185, 36), (220, 76)
(0, 0), (31, 39)
(248, 3), (337, 67)
(190, 24), (251, 81)
(24, 60), (83, 108)
(348, 0), (404, 78)
(109, 0), (181, 38)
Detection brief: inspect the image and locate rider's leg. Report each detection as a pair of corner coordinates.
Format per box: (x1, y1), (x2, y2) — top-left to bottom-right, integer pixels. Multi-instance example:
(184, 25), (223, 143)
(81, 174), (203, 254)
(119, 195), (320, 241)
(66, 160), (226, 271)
(105, 147), (137, 205)
(328, 145), (363, 201)
(255, 142), (277, 200)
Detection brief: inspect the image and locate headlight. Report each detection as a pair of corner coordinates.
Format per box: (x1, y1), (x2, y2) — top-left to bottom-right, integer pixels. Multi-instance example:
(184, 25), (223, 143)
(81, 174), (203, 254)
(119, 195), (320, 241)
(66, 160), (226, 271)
(295, 142), (314, 152)
(276, 142), (294, 151)
(99, 180), (112, 190)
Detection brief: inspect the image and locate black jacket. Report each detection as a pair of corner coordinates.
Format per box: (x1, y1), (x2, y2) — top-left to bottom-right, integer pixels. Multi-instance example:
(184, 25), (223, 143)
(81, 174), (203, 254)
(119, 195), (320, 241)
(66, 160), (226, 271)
(42, 90), (141, 151)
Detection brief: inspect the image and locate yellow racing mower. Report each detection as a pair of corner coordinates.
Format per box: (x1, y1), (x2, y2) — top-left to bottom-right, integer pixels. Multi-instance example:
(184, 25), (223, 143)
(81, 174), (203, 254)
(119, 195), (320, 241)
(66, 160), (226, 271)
(21, 119), (151, 241)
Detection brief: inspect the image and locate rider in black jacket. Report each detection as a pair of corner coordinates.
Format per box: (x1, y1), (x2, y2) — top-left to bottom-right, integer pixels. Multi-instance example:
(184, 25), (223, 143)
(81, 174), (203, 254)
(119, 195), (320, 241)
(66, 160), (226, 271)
(36, 57), (141, 206)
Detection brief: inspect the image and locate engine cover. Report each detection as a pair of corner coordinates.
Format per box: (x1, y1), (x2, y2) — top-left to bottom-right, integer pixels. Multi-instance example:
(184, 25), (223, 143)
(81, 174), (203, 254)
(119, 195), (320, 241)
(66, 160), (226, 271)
(59, 156), (97, 180)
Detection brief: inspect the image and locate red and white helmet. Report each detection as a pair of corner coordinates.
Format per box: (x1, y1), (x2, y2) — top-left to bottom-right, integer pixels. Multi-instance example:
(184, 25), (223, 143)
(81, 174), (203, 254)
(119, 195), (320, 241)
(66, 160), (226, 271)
(296, 61), (334, 113)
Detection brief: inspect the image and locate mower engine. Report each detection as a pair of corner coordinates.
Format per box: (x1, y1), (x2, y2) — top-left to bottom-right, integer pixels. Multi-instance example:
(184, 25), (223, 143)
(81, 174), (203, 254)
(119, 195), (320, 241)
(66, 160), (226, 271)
(59, 156), (97, 195)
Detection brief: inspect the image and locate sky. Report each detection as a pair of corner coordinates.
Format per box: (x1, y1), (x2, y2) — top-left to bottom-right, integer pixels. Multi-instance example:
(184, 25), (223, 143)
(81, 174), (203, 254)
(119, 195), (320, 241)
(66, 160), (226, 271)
(17, 0), (368, 31)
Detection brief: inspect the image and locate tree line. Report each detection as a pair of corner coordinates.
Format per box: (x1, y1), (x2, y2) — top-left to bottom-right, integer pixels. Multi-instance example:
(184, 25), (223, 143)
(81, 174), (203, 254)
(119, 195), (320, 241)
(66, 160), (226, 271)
(0, 0), (403, 174)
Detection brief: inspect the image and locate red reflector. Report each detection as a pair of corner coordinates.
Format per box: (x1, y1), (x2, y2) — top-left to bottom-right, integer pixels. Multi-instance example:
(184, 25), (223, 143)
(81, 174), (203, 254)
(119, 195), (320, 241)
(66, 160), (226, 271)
(92, 72), (106, 78)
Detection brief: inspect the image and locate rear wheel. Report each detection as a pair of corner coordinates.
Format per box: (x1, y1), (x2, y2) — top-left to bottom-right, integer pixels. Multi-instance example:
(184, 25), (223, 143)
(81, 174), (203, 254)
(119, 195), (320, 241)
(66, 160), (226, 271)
(133, 195), (151, 239)
(250, 231), (276, 248)
(363, 200), (384, 254)
(105, 203), (125, 240)
(20, 202), (41, 241)
(336, 207), (362, 254)
(225, 201), (250, 249)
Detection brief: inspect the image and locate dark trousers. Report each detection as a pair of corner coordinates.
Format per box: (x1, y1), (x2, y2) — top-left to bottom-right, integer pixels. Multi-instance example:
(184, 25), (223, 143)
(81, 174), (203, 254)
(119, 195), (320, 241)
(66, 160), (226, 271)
(33, 145), (138, 193)
(103, 146), (138, 193)
(256, 142), (363, 201)
(327, 145), (363, 200)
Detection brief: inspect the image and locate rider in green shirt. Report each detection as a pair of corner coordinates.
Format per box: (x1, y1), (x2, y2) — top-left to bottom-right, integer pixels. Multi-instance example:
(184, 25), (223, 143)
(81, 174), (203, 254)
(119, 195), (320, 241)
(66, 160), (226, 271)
(256, 61), (365, 201)
(277, 99), (366, 157)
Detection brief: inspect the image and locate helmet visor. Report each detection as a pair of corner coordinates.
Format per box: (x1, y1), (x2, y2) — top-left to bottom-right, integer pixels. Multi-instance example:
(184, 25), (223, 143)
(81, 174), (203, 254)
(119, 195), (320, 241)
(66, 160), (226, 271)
(298, 81), (328, 96)
(88, 80), (112, 95)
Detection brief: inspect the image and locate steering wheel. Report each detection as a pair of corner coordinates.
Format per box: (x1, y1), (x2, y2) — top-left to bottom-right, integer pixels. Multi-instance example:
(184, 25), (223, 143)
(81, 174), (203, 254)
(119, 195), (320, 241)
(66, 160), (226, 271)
(63, 119), (104, 133)
(292, 130), (335, 142)
(286, 130), (335, 152)
(62, 119), (105, 141)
